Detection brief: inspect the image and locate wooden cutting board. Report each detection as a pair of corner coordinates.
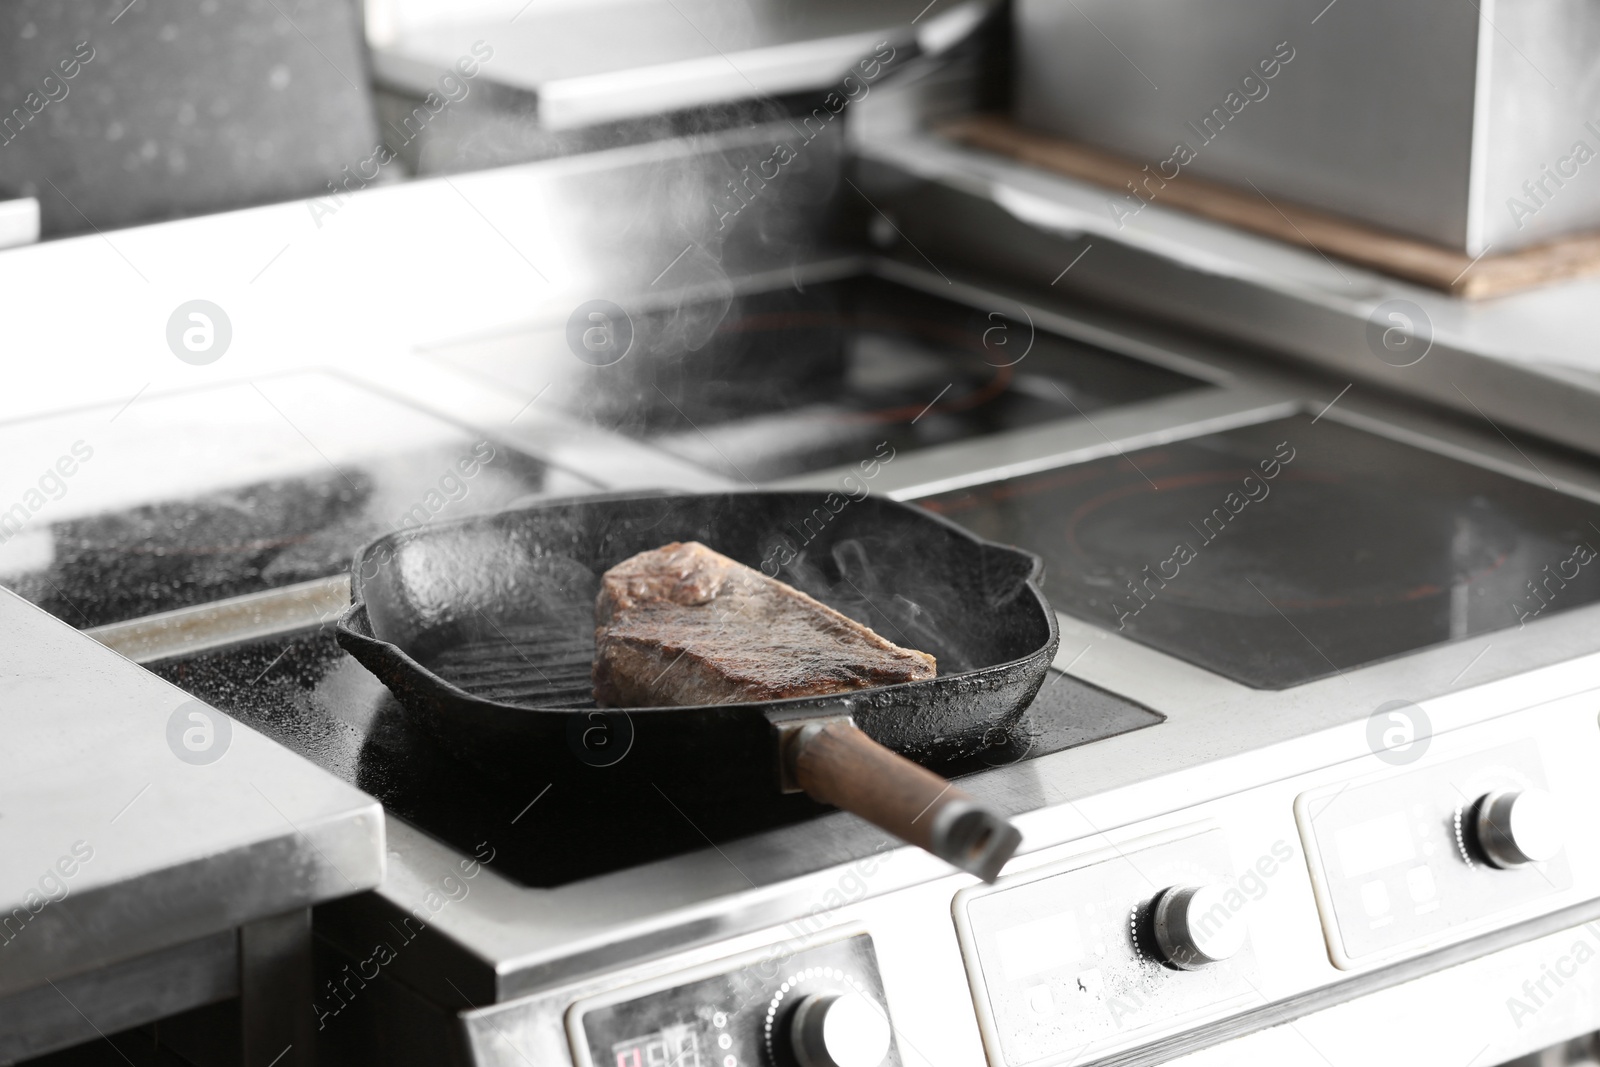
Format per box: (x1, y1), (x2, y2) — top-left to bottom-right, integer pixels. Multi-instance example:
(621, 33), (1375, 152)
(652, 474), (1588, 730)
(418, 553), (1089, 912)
(943, 115), (1600, 299)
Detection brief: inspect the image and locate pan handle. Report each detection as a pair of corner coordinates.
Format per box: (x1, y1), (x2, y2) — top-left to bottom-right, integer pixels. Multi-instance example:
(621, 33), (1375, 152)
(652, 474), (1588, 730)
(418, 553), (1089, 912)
(781, 718), (1021, 882)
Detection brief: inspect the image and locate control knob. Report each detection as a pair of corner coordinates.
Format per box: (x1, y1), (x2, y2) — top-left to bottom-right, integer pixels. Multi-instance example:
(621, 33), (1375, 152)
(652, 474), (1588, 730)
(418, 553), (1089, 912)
(1149, 884), (1249, 971)
(1473, 788), (1566, 869)
(788, 990), (892, 1067)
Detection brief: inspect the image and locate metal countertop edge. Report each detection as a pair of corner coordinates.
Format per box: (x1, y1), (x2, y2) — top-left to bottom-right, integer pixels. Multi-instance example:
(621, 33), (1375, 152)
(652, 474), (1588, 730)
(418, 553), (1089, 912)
(853, 134), (1600, 460)
(0, 807), (384, 1001)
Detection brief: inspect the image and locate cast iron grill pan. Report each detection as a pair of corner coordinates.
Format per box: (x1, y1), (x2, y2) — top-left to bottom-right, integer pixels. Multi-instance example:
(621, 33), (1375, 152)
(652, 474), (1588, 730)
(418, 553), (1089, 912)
(336, 491), (1059, 880)
(424, 614), (596, 707)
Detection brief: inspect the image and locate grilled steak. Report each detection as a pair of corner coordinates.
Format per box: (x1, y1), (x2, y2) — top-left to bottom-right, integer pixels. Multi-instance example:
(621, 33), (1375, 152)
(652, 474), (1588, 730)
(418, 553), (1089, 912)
(593, 541), (936, 706)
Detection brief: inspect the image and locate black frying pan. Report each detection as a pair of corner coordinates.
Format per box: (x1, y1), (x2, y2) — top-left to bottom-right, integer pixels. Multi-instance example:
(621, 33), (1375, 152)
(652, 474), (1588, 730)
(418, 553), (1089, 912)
(335, 491), (1059, 880)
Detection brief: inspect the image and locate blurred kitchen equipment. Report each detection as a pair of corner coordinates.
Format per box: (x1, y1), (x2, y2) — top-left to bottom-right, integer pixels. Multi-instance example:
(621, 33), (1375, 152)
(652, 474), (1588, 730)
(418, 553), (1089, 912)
(363, 0), (995, 171)
(370, 0), (925, 131)
(336, 491), (1059, 881)
(1014, 0), (1600, 255)
(0, 0), (377, 236)
(369, 0), (990, 127)
(944, 114), (1600, 297)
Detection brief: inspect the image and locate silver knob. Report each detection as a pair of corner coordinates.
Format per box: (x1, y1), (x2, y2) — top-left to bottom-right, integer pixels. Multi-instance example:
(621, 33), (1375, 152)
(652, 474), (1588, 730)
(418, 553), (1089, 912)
(1151, 884), (1249, 970)
(789, 990), (892, 1067)
(1475, 788), (1565, 868)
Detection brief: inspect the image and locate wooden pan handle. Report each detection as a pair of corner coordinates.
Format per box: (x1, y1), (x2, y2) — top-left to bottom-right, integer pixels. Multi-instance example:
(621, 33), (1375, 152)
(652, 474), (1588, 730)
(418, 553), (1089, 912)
(785, 719), (1021, 882)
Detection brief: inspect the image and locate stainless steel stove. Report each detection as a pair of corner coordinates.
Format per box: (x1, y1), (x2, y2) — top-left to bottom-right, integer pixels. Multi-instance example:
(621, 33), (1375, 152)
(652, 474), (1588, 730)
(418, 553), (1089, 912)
(7, 120), (1600, 1067)
(3, 235), (1600, 1067)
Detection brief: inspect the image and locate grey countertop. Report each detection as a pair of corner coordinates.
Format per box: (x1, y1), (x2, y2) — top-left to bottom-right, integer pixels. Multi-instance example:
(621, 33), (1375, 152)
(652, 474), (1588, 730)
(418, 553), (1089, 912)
(0, 587), (384, 996)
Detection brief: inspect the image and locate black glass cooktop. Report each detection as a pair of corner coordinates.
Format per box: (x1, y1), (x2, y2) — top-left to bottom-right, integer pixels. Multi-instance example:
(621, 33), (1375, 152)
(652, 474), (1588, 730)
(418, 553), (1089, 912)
(921, 415), (1600, 688)
(0, 368), (1164, 884)
(432, 275), (1206, 481)
(0, 374), (596, 628)
(151, 628), (1160, 887)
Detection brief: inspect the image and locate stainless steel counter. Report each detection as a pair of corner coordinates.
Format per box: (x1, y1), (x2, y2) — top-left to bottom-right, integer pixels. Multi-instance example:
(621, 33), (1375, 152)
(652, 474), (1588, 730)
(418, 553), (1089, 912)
(850, 128), (1600, 459)
(0, 588), (384, 1062)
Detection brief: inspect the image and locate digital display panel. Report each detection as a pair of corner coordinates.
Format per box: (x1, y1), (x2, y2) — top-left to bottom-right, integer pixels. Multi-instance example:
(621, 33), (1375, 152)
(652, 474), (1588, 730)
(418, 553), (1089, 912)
(1298, 741), (1571, 964)
(611, 1023), (702, 1067)
(955, 828), (1261, 1066)
(1334, 811), (1417, 878)
(570, 933), (899, 1067)
(995, 912), (1085, 982)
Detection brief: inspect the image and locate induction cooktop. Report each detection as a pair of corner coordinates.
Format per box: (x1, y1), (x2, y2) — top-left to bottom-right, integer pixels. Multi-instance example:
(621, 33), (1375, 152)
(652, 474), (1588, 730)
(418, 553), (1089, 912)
(430, 274), (1205, 482)
(149, 629), (1159, 887)
(920, 414), (1600, 688)
(0, 363), (1167, 890)
(0, 373), (596, 628)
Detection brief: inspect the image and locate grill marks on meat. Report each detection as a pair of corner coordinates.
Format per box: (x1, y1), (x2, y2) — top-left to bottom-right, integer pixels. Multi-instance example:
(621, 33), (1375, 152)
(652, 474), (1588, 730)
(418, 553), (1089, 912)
(592, 541), (936, 707)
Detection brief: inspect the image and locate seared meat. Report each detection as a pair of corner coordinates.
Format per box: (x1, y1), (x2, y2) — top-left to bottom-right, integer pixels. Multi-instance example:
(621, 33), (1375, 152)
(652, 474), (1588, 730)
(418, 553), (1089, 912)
(593, 541), (936, 706)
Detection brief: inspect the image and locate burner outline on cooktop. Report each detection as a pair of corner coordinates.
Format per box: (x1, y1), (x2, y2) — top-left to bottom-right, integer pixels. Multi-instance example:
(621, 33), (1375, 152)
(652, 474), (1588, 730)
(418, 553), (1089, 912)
(920, 413), (1600, 689)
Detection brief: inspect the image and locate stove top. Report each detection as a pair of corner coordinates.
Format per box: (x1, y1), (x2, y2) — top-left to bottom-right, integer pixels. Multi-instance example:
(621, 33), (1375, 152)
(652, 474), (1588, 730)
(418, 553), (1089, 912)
(431, 275), (1205, 482)
(0, 372), (597, 629)
(6, 277), (1594, 903)
(0, 359), (1168, 889)
(921, 414), (1600, 688)
(148, 627), (1160, 886)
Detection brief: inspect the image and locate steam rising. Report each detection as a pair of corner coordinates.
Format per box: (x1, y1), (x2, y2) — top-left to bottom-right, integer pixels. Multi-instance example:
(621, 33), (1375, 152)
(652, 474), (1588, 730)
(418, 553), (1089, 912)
(785, 536), (975, 674)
